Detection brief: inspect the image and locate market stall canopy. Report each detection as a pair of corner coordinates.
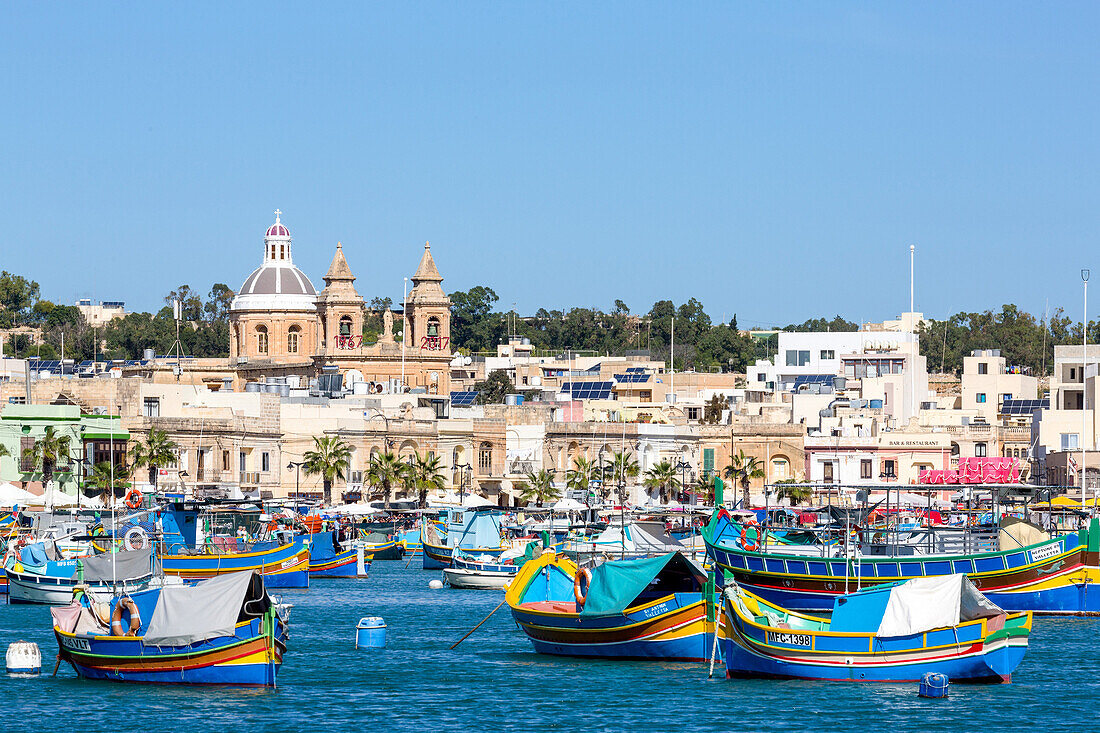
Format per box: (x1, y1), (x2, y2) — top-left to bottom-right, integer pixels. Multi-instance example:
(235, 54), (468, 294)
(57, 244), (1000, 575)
(328, 503), (381, 516)
(551, 498), (586, 512)
(0, 482), (37, 507)
(461, 494), (494, 508)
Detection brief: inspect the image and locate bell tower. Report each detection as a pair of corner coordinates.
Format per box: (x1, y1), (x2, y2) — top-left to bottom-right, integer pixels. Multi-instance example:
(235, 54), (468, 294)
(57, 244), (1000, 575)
(404, 241), (451, 354)
(316, 242), (364, 354)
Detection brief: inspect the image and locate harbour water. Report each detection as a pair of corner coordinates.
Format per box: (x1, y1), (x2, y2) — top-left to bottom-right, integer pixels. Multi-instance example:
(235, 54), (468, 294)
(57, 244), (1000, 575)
(1, 560), (1097, 732)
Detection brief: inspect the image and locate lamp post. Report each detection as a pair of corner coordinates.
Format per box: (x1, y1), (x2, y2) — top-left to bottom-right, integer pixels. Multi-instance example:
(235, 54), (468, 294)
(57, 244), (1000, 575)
(675, 459), (692, 505)
(287, 460), (306, 507)
(455, 462), (472, 504)
(1083, 268), (1090, 505)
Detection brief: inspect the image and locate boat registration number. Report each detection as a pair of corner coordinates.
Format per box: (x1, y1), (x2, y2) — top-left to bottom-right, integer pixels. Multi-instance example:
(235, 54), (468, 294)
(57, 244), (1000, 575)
(767, 631), (811, 647)
(1030, 543), (1061, 564)
(60, 636), (91, 652)
(280, 558), (299, 569)
(640, 602), (669, 619)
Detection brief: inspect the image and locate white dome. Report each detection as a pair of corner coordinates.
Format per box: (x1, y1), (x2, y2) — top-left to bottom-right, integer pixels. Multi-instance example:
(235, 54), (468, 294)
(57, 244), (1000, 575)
(230, 210), (318, 312)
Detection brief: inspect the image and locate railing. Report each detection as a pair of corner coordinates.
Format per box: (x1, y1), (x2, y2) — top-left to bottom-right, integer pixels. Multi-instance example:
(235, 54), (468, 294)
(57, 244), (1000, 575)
(240, 471), (260, 485)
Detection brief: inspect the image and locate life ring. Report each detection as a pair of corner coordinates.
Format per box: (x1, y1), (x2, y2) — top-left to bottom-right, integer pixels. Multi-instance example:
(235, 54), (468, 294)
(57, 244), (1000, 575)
(123, 526), (149, 551)
(573, 567), (592, 607)
(110, 597), (141, 637)
(124, 488), (143, 510)
(90, 525), (112, 554)
(740, 527), (760, 553)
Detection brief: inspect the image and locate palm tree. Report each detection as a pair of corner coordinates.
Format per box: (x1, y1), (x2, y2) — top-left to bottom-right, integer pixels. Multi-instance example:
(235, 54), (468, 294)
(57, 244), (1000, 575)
(365, 451), (404, 504)
(520, 469), (560, 506)
(303, 435), (353, 505)
(566, 456), (597, 499)
(724, 449), (766, 508)
(87, 461), (132, 502)
(22, 426), (73, 490)
(130, 428), (178, 491)
(643, 460), (680, 504)
(409, 452), (446, 507)
(774, 479), (812, 507)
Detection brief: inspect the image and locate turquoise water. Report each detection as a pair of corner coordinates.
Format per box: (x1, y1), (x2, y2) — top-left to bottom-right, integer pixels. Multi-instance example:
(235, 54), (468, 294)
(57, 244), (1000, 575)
(1, 561), (1097, 732)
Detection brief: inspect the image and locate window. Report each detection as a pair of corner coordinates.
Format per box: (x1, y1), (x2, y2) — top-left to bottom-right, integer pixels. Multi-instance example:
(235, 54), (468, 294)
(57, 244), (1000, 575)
(822, 462), (834, 483)
(785, 350), (810, 367)
(1061, 433), (1080, 451)
(703, 448), (715, 477)
(820, 350), (835, 360)
(256, 325), (269, 355)
(240, 451), (247, 472)
(976, 393), (987, 404)
(771, 458), (789, 480)
(222, 450), (230, 472)
(478, 442), (493, 474)
(1070, 367), (1077, 381)
(288, 326), (300, 354)
(860, 459), (872, 479)
(261, 452), (270, 473)
(142, 397), (160, 417)
(757, 373), (766, 382)
(975, 443), (988, 457)
(19, 436), (34, 472)
(978, 362), (988, 375)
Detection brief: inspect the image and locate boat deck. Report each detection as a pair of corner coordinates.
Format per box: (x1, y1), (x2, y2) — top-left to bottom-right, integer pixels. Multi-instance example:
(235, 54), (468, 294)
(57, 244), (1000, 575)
(519, 601), (579, 613)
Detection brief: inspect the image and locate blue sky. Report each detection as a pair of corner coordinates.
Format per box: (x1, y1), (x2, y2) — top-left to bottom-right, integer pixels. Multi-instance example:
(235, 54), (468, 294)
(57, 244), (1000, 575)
(2, 3), (1098, 327)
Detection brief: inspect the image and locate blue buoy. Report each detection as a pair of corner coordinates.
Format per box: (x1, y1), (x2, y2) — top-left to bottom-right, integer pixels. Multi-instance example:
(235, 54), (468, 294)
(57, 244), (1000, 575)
(355, 617), (387, 649)
(918, 672), (949, 698)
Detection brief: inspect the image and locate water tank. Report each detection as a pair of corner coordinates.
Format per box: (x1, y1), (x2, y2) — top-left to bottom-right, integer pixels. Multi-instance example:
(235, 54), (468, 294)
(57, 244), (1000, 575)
(505, 394), (524, 406)
(833, 376), (846, 391)
(286, 375), (301, 388)
(245, 382), (262, 393)
(869, 399), (883, 409)
(263, 383), (281, 394)
(279, 384), (290, 398)
(353, 381), (370, 395)
(143, 348), (155, 361)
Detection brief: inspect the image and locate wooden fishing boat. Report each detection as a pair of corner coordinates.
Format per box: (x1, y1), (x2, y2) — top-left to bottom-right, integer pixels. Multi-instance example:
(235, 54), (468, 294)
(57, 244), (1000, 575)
(397, 528), (422, 557)
(359, 531), (404, 560)
(422, 510), (509, 570)
(308, 529), (365, 577)
(6, 544), (154, 605)
(159, 537), (311, 588)
(506, 550), (713, 660)
(719, 574), (1032, 682)
(442, 549), (523, 589)
(52, 571), (288, 686)
(703, 508), (1100, 614)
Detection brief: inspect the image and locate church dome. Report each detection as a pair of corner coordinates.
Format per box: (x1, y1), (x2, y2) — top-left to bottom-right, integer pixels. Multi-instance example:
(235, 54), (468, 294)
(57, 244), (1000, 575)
(230, 210), (318, 312)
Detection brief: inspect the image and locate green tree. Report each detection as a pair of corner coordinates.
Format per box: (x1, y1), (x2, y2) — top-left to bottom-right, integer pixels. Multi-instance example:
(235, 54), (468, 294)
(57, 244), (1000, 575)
(703, 394), (727, 424)
(566, 456), (598, 497)
(366, 451), (404, 504)
(520, 469), (560, 505)
(724, 450), (766, 508)
(21, 426), (72, 489)
(130, 428), (178, 490)
(773, 479), (812, 507)
(643, 459), (680, 504)
(87, 460), (132, 500)
(408, 451), (446, 507)
(474, 369), (516, 404)
(303, 435), (353, 504)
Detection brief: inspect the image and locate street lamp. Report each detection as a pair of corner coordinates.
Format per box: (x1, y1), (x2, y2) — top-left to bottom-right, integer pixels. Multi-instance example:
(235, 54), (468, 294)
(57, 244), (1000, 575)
(287, 461), (306, 506)
(674, 459), (692, 505)
(455, 462), (472, 503)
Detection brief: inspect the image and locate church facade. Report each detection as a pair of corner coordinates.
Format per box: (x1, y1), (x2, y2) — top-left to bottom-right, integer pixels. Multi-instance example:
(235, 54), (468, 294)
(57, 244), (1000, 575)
(229, 211), (453, 394)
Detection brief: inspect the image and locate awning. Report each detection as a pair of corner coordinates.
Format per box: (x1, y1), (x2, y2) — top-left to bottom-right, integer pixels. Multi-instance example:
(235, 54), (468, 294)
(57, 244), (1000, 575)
(876, 574), (1002, 638)
(143, 571), (256, 646)
(580, 552), (703, 618)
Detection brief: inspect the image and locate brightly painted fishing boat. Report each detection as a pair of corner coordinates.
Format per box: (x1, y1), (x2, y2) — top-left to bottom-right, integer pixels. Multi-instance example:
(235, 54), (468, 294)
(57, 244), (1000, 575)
(442, 547), (525, 589)
(423, 509), (509, 570)
(52, 571), (288, 686)
(397, 527), (422, 557)
(160, 537), (311, 588)
(719, 574), (1031, 682)
(506, 550), (713, 660)
(6, 544), (154, 605)
(703, 508), (1100, 614)
(358, 530), (403, 560)
(309, 530), (367, 577)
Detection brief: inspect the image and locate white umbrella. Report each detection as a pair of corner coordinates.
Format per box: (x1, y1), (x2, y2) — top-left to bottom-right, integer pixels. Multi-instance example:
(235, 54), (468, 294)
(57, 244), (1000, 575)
(329, 503), (380, 516)
(462, 494), (494, 508)
(0, 482), (37, 508)
(42, 487), (78, 507)
(552, 498), (586, 512)
(428, 491), (462, 507)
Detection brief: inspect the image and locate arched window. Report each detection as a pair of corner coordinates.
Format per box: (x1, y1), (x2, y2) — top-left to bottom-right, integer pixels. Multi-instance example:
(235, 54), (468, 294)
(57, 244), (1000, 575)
(287, 325), (300, 354)
(950, 442), (960, 457)
(256, 325), (269, 355)
(479, 441), (493, 474)
(340, 316), (352, 336)
(427, 316), (440, 337)
(771, 457), (790, 480)
(279, 244), (285, 259)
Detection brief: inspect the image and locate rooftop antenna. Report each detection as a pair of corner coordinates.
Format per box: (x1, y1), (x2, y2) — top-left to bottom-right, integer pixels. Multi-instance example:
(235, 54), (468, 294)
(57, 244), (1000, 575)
(1082, 269), (1090, 504)
(166, 298), (186, 382)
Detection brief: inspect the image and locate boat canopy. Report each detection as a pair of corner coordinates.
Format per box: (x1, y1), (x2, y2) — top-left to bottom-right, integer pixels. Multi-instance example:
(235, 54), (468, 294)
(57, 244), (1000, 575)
(80, 548), (153, 582)
(580, 552), (705, 618)
(829, 574), (1003, 638)
(144, 571), (264, 646)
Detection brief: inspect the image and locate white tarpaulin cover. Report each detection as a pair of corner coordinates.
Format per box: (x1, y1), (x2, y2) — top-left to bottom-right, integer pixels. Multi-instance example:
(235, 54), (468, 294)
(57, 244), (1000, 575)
(876, 573), (1003, 638)
(0, 482), (37, 507)
(143, 571), (254, 646)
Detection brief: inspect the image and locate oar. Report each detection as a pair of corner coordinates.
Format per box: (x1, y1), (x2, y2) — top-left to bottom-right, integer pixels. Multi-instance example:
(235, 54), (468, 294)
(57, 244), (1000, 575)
(52, 654), (62, 677)
(450, 598), (507, 650)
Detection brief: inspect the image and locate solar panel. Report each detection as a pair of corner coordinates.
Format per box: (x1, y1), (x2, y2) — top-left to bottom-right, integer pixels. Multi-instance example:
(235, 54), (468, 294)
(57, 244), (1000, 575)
(560, 381), (614, 399)
(1000, 399), (1048, 415)
(791, 375), (835, 389)
(625, 367), (646, 373)
(450, 390), (479, 407)
(613, 373), (651, 383)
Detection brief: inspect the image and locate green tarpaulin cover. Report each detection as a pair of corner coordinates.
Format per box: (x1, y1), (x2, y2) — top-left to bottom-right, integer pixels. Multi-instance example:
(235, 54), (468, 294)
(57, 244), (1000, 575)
(579, 552), (679, 618)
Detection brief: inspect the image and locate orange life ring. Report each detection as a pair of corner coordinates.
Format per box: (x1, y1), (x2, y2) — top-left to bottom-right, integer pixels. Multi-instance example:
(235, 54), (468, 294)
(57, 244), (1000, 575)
(111, 597), (141, 637)
(573, 567), (592, 607)
(740, 527), (760, 552)
(124, 488), (143, 510)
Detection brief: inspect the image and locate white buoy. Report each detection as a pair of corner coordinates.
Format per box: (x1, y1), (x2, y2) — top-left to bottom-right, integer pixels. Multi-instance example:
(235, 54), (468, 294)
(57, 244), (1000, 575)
(6, 642), (41, 676)
(428, 579), (444, 590)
